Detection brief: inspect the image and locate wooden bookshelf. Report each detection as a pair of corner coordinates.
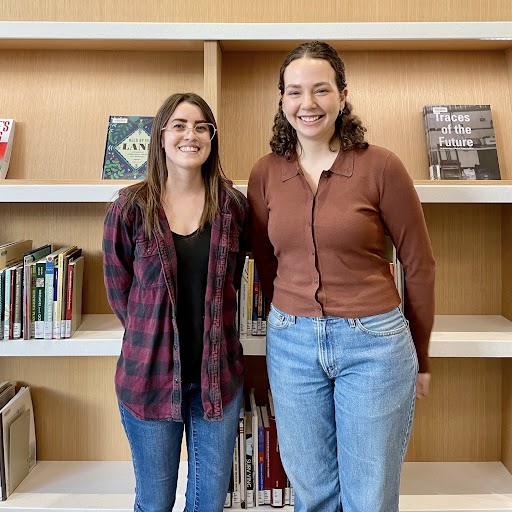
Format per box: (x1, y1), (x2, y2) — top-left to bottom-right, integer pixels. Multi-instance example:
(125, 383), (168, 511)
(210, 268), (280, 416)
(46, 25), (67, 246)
(0, 17), (511, 510)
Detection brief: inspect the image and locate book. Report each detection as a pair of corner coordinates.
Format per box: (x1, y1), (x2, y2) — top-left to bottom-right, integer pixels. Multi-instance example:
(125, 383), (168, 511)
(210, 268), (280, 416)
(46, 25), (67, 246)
(0, 120), (15, 180)
(248, 389), (259, 508)
(0, 270), (4, 340)
(232, 429), (241, 506)
(53, 246), (78, 339)
(43, 247), (70, 339)
(23, 244), (52, 340)
(101, 116), (154, 179)
(65, 255), (84, 338)
(3, 264), (20, 340)
(34, 257), (47, 339)
(260, 403), (271, 505)
(0, 240), (32, 270)
(267, 390), (286, 508)
(245, 411), (255, 508)
(12, 264), (23, 339)
(423, 104), (501, 180)
(0, 386), (36, 500)
(0, 382), (15, 500)
(238, 407), (246, 509)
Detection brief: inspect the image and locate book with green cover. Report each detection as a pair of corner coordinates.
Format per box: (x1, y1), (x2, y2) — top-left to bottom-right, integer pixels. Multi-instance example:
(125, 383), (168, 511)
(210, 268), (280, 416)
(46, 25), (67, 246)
(101, 116), (154, 179)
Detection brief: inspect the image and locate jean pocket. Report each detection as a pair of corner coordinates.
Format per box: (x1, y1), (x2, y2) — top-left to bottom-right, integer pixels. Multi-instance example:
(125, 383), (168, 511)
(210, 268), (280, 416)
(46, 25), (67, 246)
(355, 307), (408, 336)
(267, 304), (292, 330)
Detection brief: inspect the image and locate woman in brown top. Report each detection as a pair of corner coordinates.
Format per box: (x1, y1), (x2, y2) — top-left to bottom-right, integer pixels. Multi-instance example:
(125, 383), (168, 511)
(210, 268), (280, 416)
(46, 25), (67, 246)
(248, 42), (435, 512)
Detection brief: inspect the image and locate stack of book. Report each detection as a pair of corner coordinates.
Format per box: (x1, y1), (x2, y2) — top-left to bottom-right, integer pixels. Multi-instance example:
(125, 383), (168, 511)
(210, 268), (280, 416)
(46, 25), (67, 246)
(0, 240), (84, 341)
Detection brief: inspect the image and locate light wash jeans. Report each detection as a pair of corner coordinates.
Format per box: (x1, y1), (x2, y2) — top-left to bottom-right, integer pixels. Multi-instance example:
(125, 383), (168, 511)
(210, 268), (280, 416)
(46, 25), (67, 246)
(266, 305), (418, 512)
(119, 383), (242, 512)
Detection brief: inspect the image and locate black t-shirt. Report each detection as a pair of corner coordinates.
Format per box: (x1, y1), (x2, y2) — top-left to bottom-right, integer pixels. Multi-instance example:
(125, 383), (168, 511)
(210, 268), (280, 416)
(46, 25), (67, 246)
(172, 223), (211, 385)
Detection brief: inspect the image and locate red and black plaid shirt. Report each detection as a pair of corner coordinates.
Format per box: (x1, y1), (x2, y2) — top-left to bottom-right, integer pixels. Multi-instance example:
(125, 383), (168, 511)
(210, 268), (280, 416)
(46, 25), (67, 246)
(103, 184), (249, 421)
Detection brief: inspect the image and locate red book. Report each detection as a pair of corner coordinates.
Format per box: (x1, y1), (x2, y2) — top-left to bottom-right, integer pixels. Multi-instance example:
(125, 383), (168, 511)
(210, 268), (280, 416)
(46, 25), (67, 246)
(267, 390), (286, 507)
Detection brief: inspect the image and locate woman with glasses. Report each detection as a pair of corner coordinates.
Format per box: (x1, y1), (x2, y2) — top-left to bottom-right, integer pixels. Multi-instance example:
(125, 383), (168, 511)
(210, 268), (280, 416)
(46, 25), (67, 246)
(248, 42), (435, 512)
(103, 92), (248, 512)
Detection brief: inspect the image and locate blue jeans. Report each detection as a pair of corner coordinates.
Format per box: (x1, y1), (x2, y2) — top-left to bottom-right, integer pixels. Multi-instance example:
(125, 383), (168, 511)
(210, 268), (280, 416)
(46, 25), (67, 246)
(266, 305), (418, 512)
(119, 383), (242, 512)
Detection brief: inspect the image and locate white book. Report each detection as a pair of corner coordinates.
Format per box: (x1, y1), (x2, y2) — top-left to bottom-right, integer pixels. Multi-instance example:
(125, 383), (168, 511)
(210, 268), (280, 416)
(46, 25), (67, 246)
(239, 256), (249, 336)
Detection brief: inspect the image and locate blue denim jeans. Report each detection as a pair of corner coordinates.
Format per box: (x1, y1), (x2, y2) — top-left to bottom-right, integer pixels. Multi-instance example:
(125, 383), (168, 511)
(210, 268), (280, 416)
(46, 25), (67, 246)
(119, 383), (242, 512)
(266, 305), (418, 512)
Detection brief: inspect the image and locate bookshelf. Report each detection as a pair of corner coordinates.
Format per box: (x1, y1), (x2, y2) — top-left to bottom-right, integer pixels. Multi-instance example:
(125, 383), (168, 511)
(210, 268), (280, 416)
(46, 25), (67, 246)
(1, 461), (512, 511)
(1, 313), (512, 358)
(0, 18), (511, 511)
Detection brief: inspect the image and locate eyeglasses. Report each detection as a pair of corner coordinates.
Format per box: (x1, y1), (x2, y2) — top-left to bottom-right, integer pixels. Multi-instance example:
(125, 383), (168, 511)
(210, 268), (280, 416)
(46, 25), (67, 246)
(161, 122), (217, 141)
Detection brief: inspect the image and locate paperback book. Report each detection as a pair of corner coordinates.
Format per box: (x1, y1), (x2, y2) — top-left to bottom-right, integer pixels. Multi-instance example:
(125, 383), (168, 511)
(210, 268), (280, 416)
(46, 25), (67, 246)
(0, 120), (15, 180)
(101, 116), (154, 179)
(423, 105), (501, 180)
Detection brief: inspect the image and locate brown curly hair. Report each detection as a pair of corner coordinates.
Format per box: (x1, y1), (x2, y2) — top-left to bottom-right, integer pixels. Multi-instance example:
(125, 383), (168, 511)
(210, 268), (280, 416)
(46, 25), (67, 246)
(270, 41), (368, 161)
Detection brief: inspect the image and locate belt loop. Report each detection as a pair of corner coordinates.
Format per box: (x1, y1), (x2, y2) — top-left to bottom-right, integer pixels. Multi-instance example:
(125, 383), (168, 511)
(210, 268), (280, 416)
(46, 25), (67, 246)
(290, 315), (296, 324)
(348, 318), (356, 328)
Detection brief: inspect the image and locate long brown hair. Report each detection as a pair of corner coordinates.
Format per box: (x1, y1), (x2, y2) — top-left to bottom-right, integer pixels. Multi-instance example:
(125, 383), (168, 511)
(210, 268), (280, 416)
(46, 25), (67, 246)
(270, 41), (368, 161)
(120, 92), (240, 237)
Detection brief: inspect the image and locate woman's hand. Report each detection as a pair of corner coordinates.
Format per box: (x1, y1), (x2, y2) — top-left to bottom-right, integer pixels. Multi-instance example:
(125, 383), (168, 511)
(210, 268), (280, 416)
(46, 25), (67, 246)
(416, 373), (431, 399)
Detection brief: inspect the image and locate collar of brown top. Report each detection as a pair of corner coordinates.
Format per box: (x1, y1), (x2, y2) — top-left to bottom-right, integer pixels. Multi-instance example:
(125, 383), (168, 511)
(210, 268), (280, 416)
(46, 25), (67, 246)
(280, 148), (354, 182)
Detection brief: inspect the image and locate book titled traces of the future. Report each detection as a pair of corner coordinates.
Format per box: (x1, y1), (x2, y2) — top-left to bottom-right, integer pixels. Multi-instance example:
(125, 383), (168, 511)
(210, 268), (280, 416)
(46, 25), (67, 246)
(0, 120), (15, 180)
(101, 116), (154, 179)
(423, 105), (501, 180)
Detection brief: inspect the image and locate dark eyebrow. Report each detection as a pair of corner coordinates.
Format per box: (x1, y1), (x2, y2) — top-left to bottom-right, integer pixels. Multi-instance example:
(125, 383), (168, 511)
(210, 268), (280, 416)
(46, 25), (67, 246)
(285, 82), (331, 89)
(169, 117), (208, 124)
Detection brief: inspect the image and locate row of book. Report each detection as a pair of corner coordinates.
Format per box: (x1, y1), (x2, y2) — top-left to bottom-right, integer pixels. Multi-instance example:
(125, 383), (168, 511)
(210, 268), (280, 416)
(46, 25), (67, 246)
(1, 105), (502, 183)
(0, 382), (36, 501)
(0, 240), (84, 341)
(225, 389), (292, 509)
(239, 256), (267, 337)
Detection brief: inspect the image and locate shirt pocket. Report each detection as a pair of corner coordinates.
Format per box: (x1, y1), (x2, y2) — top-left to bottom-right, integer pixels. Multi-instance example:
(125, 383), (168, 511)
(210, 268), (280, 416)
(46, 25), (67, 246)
(228, 227), (240, 253)
(133, 239), (166, 288)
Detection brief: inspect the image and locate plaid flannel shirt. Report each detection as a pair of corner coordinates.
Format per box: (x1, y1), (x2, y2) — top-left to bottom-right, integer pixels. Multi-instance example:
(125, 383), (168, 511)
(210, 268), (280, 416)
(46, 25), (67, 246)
(103, 184), (249, 421)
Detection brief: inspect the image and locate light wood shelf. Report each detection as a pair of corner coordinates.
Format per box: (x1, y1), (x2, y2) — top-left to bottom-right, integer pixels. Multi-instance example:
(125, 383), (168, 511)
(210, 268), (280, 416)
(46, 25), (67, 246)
(2, 460), (512, 511)
(1, 12), (511, 510)
(0, 21), (512, 51)
(1, 314), (512, 358)
(0, 181), (511, 203)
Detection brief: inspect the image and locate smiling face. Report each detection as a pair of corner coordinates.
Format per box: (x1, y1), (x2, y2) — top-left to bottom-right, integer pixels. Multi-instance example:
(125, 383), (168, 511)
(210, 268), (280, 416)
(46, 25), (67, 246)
(160, 101), (212, 176)
(282, 57), (347, 146)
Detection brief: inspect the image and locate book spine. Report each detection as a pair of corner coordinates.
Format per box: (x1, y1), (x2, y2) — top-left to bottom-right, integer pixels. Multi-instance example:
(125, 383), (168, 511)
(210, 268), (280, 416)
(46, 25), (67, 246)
(246, 258), (254, 334)
(251, 268), (259, 336)
(264, 418), (271, 505)
(258, 412), (265, 505)
(268, 411), (286, 507)
(232, 435), (240, 506)
(239, 256), (249, 336)
(34, 262), (46, 339)
(0, 269), (4, 341)
(238, 409), (246, 509)
(13, 265), (23, 339)
(23, 262), (32, 339)
(52, 266), (60, 339)
(64, 263), (74, 338)
(245, 414), (255, 508)
(43, 257), (54, 339)
(30, 263), (37, 338)
(3, 269), (12, 339)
